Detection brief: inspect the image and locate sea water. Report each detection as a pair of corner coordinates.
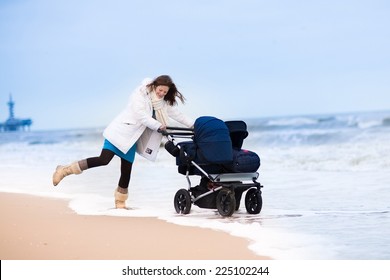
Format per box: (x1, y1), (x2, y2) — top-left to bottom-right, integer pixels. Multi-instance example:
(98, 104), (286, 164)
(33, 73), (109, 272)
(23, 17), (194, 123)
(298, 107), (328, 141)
(1, 110), (389, 260)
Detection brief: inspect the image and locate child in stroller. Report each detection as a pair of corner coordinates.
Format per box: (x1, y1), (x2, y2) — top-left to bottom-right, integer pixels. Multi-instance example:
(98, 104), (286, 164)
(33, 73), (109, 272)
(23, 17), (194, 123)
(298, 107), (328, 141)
(161, 116), (263, 217)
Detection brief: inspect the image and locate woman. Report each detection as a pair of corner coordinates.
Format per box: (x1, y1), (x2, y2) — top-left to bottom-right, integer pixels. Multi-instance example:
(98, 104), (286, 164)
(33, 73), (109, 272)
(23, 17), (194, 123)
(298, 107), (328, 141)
(52, 75), (194, 209)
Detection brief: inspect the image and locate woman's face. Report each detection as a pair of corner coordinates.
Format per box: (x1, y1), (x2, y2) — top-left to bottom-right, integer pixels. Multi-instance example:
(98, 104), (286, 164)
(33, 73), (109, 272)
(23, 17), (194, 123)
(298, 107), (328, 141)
(155, 85), (169, 99)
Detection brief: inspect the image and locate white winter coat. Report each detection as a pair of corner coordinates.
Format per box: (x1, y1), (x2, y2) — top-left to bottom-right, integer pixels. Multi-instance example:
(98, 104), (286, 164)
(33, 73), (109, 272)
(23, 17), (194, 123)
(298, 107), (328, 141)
(103, 79), (194, 158)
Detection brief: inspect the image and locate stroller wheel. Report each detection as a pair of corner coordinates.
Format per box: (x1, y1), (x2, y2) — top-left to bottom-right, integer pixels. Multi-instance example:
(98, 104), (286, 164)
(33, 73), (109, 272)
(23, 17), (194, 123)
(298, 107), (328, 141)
(174, 189), (192, 214)
(245, 188), (262, 214)
(216, 188), (236, 217)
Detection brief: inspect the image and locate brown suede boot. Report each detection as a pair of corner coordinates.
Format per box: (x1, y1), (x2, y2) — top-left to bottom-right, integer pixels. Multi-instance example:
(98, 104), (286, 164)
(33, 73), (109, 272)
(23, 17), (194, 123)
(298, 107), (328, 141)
(52, 161), (82, 186)
(114, 187), (129, 209)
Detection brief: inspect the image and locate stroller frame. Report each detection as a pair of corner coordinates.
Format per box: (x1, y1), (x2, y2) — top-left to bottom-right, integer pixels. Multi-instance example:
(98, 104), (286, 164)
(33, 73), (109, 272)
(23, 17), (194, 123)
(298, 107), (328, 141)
(161, 126), (263, 217)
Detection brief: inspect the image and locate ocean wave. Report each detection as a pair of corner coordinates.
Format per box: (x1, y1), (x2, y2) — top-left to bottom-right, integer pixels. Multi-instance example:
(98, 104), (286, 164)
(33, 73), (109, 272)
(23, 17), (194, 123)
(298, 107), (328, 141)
(248, 115), (352, 133)
(247, 129), (352, 147)
(266, 117), (318, 127)
(357, 120), (382, 129)
(342, 112), (390, 130)
(0, 128), (103, 145)
(246, 111), (390, 134)
(28, 140), (61, 145)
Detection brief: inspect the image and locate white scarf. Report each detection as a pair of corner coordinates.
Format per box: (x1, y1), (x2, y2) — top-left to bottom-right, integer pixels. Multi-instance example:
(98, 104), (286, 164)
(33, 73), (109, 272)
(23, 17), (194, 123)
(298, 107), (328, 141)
(151, 91), (169, 126)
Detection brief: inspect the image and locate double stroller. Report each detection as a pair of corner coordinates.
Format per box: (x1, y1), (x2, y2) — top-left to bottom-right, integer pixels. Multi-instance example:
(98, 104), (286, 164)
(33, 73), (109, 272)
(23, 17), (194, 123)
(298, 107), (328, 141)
(162, 116), (263, 217)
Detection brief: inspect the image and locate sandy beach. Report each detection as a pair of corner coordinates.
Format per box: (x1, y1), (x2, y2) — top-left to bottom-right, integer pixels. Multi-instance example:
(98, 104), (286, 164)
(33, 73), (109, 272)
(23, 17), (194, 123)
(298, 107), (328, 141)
(0, 192), (269, 260)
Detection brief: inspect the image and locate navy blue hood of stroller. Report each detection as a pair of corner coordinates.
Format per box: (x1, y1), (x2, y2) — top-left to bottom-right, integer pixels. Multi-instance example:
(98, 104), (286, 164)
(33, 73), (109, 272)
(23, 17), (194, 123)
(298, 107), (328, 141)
(193, 116), (233, 164)
(180, 116), (233, 165)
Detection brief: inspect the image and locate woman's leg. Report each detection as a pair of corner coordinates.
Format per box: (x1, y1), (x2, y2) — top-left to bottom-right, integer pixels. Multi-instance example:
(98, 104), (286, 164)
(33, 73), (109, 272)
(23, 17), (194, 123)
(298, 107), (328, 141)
(114, 158), (133, 209)
(53, 149), (115, 186)
(85, 149), (115, 169)
(118, 158), (133, 192)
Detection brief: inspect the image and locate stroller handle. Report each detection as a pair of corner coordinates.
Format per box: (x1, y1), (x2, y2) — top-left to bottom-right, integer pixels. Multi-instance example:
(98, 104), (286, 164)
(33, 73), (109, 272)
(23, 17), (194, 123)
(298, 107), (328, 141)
(158, 127), (194, 137)
(166, 126), (194, 131)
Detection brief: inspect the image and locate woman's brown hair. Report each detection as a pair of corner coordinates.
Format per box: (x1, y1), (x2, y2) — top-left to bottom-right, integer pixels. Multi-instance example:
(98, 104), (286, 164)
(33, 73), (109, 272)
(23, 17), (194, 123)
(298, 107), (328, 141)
(147, 75), (185, 106)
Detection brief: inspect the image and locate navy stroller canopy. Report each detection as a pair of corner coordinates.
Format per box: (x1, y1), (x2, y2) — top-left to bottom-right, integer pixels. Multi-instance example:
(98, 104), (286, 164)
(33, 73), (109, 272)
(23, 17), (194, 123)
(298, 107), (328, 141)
(193, 116), (233, 164)
(225, 120), (248, 150)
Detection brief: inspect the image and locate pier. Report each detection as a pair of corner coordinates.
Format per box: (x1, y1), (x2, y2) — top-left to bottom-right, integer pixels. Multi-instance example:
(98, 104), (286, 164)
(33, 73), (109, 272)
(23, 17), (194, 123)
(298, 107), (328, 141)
(0, 95), (32, 132)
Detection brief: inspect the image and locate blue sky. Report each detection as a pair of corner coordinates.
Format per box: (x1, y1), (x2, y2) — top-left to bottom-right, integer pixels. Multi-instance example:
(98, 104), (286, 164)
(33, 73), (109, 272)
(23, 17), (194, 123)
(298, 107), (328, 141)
(1, 0), (389, 130)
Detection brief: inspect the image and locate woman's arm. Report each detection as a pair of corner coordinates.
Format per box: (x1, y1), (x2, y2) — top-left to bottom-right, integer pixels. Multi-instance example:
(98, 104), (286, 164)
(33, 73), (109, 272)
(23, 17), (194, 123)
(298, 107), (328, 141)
(166, 105), (194, 128)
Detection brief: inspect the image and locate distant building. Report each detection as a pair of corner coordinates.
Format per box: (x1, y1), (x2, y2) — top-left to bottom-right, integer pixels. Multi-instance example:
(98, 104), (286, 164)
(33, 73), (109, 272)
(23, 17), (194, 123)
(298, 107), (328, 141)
(0, 95), (32, 132)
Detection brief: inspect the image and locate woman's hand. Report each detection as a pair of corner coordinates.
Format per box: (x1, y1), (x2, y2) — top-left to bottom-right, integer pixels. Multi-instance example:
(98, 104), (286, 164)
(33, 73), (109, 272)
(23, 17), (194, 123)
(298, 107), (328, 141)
(159, 124), (166, 130)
